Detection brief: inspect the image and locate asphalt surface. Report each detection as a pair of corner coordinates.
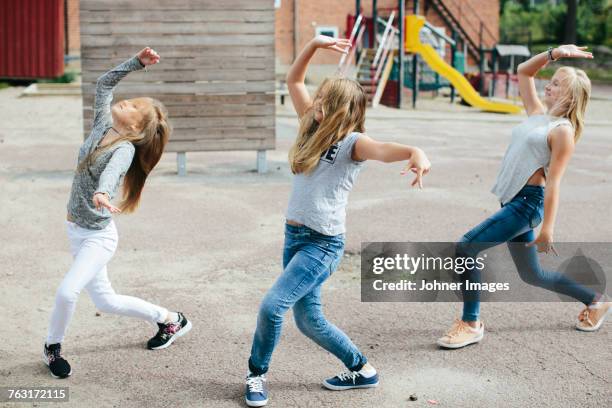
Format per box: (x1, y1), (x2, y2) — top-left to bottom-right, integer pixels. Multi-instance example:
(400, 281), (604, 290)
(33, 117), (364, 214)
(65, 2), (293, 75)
(0, 87), (610, 407)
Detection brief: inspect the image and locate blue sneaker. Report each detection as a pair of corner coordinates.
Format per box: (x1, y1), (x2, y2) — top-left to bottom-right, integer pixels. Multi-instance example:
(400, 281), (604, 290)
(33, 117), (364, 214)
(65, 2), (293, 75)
(245, 373), (268, 407)
(323, 365), (379, 390)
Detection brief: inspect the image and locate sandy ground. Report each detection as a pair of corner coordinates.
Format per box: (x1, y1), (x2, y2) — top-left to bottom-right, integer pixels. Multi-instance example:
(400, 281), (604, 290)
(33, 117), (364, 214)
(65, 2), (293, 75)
(0, 87), (611, 408)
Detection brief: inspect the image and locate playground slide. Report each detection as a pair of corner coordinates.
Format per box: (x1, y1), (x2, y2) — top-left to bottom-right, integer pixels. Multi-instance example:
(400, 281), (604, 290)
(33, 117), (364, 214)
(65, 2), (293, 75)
(406, 16), (521, 114)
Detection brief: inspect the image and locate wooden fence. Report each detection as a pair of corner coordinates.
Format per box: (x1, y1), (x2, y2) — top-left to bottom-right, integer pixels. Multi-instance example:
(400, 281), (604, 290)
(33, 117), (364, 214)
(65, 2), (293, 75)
(79, 0), (275, 174)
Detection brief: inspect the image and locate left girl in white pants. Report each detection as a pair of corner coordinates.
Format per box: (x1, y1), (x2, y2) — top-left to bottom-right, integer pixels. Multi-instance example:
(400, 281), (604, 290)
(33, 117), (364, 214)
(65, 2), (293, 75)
(44, 47), (191, 379)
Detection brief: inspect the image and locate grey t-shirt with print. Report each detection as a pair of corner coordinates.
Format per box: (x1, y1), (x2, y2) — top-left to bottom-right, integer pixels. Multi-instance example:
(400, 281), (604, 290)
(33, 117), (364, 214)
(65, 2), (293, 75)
(286, 132), (364, 236)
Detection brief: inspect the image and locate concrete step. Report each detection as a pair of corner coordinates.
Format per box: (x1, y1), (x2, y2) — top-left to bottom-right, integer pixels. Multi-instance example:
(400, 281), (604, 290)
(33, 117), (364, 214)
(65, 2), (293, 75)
(21, 82), (82, 97)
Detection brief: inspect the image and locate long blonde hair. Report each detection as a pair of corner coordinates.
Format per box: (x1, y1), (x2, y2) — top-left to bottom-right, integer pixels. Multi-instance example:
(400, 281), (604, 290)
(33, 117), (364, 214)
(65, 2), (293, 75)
(289, 77), (367, 174)
(549, 67), (591, 142)
(78, 97), (171, 212)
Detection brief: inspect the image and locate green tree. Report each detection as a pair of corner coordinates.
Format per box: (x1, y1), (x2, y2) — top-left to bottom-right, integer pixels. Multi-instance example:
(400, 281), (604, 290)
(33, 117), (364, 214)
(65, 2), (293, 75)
(564, 0), (577, 43)
(501, 0), (610, 46)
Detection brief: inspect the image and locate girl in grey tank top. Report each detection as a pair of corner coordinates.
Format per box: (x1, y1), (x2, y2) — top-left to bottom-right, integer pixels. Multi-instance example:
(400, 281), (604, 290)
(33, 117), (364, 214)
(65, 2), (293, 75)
(245, 35), (431, 403)
(436, 45), (609, 350)
(491, 114), (572, 205)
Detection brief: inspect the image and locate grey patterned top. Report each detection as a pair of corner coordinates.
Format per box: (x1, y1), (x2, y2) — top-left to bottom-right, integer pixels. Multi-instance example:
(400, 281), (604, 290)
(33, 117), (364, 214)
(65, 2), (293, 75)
(67, 56), (144, 230)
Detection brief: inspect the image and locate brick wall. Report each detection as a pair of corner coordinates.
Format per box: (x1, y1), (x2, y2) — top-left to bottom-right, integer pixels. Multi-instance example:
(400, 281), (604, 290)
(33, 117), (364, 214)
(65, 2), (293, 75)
(275, 0), (295, 70)
(276, 0), (351, 67)
(275, 0), (499, 77)
(66, 0), (80, 55)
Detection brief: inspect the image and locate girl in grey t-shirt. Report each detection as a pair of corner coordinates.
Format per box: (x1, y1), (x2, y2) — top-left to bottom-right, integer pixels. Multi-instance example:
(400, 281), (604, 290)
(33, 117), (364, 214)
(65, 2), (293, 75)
(43, 48), (191, 379)
(245, 35), (431, 407)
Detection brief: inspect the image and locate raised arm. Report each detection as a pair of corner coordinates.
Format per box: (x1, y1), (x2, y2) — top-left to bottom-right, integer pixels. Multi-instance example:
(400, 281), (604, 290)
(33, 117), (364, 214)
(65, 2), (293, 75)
(517, 45), (593, 116)
(92, 47), (160, 128)
(286, 36), (351, 118)
(353, 135), (431, 188)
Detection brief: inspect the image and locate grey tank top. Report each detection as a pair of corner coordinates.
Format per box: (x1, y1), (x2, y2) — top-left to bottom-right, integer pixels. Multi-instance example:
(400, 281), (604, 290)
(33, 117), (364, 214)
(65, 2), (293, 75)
(286, 132), (364, 236)
(491, 114), (572, 204)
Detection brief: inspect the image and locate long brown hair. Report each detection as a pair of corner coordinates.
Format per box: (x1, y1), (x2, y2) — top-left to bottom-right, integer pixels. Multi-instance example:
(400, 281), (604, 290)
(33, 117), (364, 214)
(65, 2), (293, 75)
(289, 77), (367, 174)
(78, 97), (170, 212)
(549, 67), (591, 142)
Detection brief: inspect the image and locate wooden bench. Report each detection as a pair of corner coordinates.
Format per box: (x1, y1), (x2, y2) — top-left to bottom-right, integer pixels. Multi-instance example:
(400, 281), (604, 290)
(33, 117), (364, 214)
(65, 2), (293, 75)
(79, 0), (276, 175)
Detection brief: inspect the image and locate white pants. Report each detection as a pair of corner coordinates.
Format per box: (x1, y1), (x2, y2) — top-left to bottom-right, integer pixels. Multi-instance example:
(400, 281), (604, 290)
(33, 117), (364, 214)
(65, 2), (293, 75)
(46, 220), (167, 344)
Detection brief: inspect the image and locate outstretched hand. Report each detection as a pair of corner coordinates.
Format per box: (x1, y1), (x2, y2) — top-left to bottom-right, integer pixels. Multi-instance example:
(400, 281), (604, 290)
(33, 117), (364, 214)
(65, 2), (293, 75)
(311, 35), (352, 54)
(400, 148), (431, 189)
(93, 192), (121, 214)
(137, 47), (161, 66)
(553, 45), (593, 60)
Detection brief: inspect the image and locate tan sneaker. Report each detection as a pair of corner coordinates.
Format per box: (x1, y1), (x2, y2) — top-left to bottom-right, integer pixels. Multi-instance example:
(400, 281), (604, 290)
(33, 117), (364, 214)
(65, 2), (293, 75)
(437, 319), (484, 349)
(576, 302), (611, 332)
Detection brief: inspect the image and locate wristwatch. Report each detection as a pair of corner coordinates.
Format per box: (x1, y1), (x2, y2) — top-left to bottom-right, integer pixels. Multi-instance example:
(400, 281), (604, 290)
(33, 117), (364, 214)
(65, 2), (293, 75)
(547, 47), (558, 62)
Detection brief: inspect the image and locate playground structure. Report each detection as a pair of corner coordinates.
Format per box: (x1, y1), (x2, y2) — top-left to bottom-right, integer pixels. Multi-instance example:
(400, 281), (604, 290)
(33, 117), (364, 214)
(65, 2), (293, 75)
(79, 0), (275, 175)
(405, 15), (521, 114)
(339, 0), (527, 114)
(338, 13), (399, 107)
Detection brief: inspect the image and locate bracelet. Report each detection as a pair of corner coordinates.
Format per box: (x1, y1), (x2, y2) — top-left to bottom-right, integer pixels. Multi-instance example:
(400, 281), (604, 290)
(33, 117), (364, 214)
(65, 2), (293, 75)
(547, 47), (558, 62)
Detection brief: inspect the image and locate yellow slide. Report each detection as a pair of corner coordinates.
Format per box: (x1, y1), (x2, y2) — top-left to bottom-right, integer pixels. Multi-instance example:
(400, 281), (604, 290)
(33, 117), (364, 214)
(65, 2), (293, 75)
(405, 15), (521, 114)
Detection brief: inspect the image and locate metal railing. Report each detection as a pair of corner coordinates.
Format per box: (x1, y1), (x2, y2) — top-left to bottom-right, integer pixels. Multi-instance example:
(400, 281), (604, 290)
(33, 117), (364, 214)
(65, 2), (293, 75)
(337, 14), (366, 76)
(372, 13), (397, 83)
(437, 0), (497, 48)
(372, 11), (396, 69)
(371, 13), (398, 106)
(335, 12), (399, 107)
(423, 20), (456, 47)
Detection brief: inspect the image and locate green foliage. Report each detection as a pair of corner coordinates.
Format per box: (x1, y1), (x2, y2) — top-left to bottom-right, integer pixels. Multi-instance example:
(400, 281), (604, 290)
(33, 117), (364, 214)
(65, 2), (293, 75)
(576, 0), (609, 44)
(500, 0), (610, 46)
(39, 70), (78, 84)
(537, 66), (612, 82)
(606, 4), (612, 47)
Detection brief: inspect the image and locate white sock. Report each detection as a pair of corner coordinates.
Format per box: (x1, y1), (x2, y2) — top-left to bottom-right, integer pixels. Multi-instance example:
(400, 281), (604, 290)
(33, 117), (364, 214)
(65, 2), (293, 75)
(164, 312), (179, 324)
(358, 363), (377, 378)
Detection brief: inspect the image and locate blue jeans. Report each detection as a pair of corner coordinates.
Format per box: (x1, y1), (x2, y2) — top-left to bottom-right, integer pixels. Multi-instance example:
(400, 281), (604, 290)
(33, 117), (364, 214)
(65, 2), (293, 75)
(458, 185), (596, 321)
(248, 224), (366, 376)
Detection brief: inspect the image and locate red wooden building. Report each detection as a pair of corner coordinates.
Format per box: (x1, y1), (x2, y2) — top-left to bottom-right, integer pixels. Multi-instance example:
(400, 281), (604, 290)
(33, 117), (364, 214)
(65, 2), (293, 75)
(0, 0), (65, 79)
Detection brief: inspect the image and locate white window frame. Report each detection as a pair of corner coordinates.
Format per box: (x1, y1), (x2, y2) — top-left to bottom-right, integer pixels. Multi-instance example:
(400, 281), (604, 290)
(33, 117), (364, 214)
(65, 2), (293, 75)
(315, 26), (339, 39)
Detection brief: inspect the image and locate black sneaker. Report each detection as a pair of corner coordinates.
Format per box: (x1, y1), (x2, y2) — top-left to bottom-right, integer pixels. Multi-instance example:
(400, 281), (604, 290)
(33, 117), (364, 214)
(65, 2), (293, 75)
(43, 343), (72, 379)
(147, 312), (192, 350)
